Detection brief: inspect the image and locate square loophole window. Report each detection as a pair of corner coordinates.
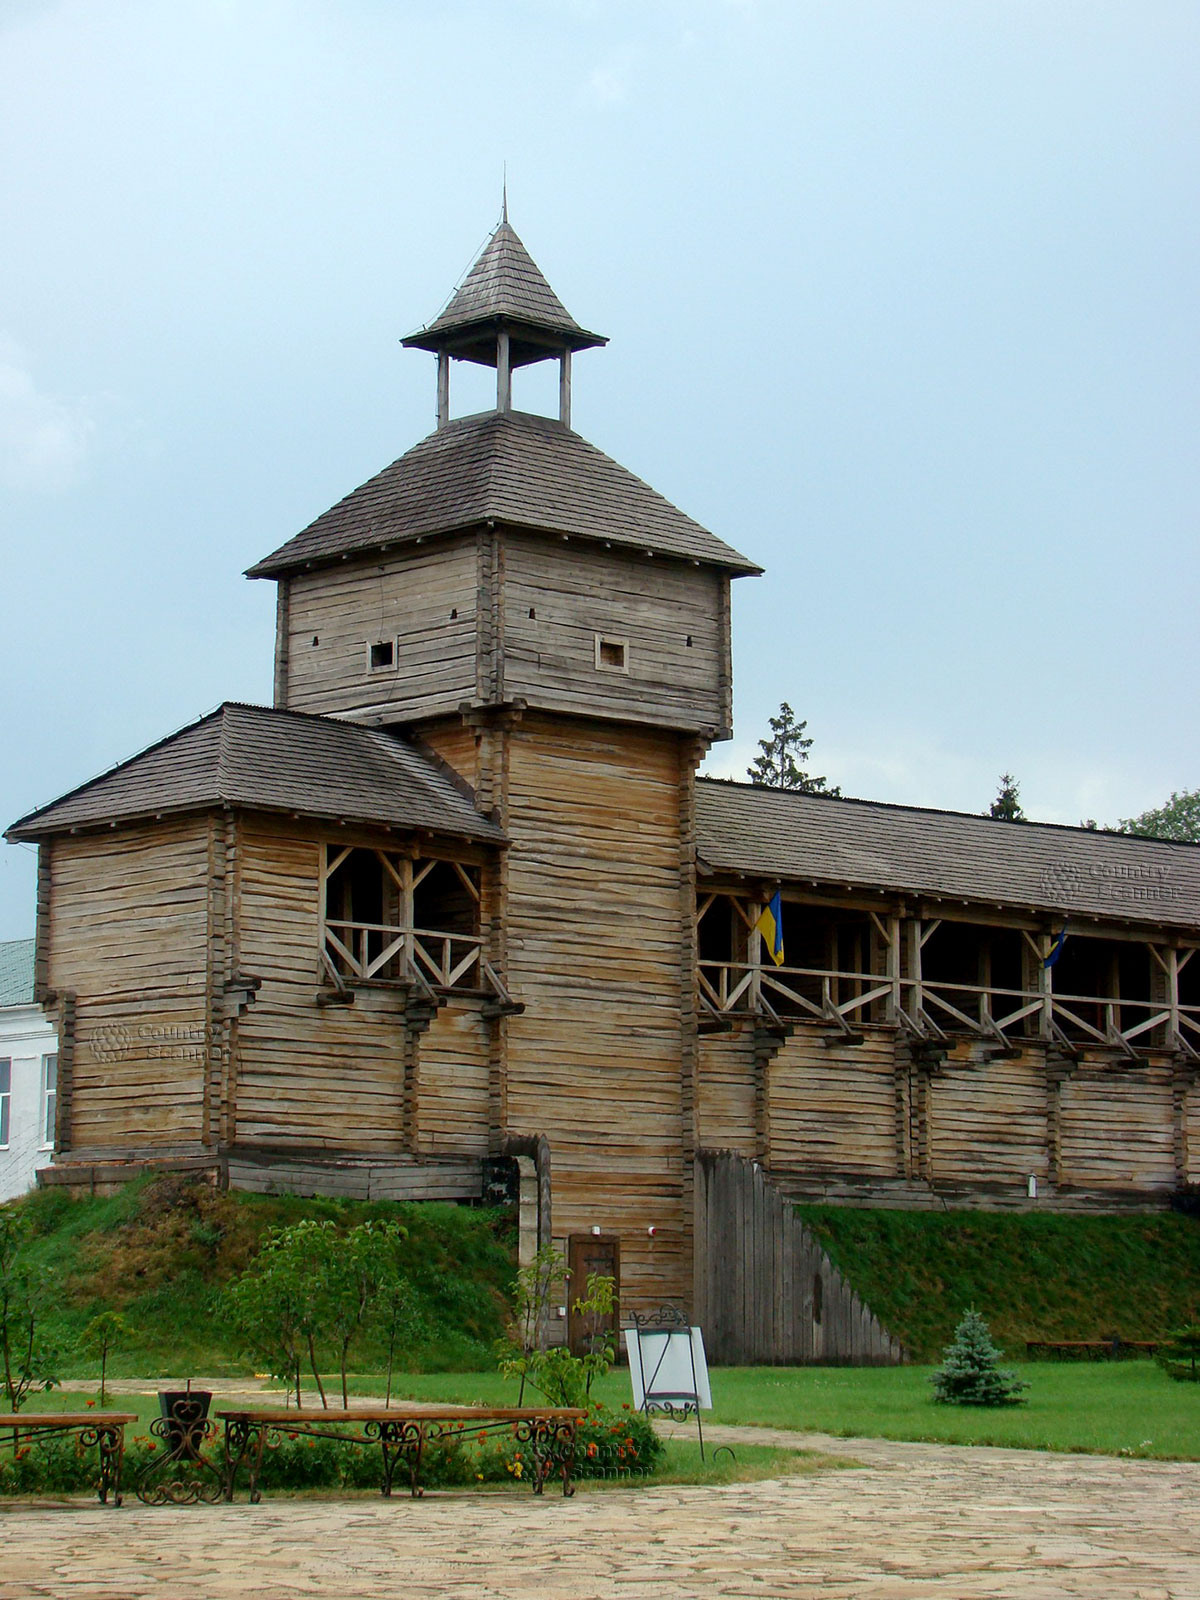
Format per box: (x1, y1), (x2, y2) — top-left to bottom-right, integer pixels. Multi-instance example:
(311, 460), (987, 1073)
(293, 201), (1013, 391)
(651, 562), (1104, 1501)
(369, 640), (394, 671)
(595, 636), (628, 672)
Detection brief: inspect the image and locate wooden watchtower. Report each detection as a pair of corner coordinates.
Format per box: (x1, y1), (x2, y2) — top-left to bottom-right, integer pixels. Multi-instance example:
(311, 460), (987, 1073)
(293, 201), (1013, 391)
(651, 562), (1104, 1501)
(248, 219), (762, 1303)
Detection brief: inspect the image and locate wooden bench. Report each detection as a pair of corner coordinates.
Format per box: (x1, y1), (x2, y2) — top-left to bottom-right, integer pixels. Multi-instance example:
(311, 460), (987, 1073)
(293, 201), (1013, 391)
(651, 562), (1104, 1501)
(218, 1405), (584, 1502)
(0, 1411), (137, 1505)
(1025, 1339), (1159, 1360)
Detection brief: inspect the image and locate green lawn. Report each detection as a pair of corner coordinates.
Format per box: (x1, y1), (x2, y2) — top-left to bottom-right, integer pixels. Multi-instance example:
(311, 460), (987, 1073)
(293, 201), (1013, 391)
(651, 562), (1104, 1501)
(367, 1359), (1200, 1461)
(28, 1360), (1200, 1474)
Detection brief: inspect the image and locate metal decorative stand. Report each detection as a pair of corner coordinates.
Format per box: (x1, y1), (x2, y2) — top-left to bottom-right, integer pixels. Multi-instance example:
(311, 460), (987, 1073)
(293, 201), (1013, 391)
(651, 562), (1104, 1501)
(627, 1305), (729, 1463)
(136, 1391), (224, 1505)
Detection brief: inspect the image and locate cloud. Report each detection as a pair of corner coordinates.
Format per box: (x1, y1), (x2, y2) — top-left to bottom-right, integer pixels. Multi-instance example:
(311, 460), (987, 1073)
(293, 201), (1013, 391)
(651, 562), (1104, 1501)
(0, 336), (94, 492)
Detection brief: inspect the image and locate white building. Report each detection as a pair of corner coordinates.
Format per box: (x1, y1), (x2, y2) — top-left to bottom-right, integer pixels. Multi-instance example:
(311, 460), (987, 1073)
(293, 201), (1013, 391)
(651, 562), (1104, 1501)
(0, 938), (58, 1200)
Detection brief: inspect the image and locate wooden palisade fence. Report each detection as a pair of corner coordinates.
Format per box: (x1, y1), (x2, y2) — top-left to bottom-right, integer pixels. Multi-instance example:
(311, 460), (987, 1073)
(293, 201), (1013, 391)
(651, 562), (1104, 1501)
(694, 1150), (904, 1365)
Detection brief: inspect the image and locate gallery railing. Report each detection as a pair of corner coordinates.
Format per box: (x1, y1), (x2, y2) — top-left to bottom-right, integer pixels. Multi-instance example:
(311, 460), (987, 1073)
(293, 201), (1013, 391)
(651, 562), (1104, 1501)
(697, 958), (1200, 1058)
(323, 919), (485, 991)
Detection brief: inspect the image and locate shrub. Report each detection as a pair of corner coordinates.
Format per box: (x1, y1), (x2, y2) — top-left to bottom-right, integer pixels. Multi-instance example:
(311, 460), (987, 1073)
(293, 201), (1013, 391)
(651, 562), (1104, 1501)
(1156, 1324), (1200, 1382)
(931, 1309), (1028, 1407)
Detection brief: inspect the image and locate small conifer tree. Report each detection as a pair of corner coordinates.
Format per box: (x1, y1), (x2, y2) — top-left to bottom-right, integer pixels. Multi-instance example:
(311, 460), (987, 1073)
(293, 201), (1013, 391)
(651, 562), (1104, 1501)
(930, 1309), (1028, 1406)
(989, 774), (1026, 822)
(1155, 1323), (1200, 1383)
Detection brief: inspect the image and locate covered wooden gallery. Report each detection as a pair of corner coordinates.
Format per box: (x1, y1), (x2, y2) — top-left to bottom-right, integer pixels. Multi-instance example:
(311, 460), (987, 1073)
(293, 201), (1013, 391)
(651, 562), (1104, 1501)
(8, 218), (1200, 1358)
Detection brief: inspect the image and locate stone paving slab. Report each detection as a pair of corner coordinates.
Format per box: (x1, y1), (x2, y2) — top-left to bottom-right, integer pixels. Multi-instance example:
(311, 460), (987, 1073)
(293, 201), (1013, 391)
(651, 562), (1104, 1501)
(1, 1425), (1197, 1599)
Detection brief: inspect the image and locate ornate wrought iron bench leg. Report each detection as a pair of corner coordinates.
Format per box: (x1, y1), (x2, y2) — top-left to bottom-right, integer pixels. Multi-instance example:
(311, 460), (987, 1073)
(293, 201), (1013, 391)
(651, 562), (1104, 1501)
(223, 1418), (258, 1503)
(373, 1419), (426, 1499)
(527, 1419), (577, 1498)
(89, 1424), (125, 1506)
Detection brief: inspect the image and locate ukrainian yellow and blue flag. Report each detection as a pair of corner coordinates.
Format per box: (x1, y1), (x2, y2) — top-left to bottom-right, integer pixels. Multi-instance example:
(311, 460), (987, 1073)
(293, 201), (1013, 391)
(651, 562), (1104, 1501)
(755, 891), (785, 967)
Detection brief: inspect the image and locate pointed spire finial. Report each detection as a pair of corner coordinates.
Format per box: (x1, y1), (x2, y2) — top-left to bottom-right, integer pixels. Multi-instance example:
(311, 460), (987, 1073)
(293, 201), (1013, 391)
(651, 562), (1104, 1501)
(502, 164), (508, 225)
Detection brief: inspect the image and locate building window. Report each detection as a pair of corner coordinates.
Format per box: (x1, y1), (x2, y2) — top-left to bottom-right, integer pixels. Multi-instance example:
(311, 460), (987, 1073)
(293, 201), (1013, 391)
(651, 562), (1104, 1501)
(368, 640), (395, 671)
(42, 1054), (57, 1149)
(595, 635), (628, 673)
(0, 1059), (9, 1148)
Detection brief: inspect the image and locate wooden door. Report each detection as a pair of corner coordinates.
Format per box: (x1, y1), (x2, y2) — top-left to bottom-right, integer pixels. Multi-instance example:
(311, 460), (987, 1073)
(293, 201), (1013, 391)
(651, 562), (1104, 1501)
(567, 1233), (621, 1357)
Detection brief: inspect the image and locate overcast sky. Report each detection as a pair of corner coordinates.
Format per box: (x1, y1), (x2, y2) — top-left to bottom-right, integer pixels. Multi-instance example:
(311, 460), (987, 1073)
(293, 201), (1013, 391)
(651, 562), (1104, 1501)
(2, 0), (1197, 938)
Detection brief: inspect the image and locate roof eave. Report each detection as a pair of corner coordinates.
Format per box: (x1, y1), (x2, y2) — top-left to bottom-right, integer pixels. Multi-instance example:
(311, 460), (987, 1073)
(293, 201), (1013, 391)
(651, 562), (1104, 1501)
(247, 512), (761, 581)
(402, 316), (607, 361)
(7, 796), (506, 848)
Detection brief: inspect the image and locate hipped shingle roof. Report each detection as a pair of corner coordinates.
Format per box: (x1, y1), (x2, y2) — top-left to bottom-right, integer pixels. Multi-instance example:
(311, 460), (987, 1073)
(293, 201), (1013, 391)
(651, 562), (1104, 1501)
(248, 409), (760, 579)
(402, 223), (605, 356)
(695, 779), (1200, 931)
(6, 705), (504, 845)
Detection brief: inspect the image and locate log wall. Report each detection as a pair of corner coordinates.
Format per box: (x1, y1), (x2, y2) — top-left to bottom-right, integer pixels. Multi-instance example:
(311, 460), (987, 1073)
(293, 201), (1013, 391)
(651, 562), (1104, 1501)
(232, 819), (412, 1154)
(414, 1001), (491, 1158)
(437, 711), (696, 1308)
(696, 1028), (758, 1157)
(768, 1030), (898, 1176)
(44, 819), (211, 1152)
(1058, 1058), (1177, 1189)
(282, 537), (479, 721)
(928, 1049), (1051, 1185)
(502, 538), (729, 733)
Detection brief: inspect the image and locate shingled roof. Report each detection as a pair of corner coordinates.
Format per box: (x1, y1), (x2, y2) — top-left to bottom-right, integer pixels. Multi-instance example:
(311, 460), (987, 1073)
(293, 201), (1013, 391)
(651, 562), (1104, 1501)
(695, 779), (1200, 932)
(6, 705), (505, 845)
(248, 409), (760, 579)
(402, 222), (606, 361)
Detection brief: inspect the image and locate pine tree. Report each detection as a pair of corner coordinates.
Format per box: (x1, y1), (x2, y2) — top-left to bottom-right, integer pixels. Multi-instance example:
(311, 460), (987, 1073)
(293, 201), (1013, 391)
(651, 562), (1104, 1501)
(930, 1309), (1028, 1406)
(747, 703), (840, 795)
(989, 774), (1025, 822)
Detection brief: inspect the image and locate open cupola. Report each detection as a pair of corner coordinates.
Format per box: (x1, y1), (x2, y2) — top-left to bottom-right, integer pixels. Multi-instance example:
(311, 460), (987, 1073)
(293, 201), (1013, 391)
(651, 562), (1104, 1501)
(402, 215), (607, 430)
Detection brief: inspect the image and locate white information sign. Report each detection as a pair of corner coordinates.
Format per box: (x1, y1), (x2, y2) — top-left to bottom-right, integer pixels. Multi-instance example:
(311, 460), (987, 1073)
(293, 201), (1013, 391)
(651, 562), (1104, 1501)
(625, 1325), (712, 1411)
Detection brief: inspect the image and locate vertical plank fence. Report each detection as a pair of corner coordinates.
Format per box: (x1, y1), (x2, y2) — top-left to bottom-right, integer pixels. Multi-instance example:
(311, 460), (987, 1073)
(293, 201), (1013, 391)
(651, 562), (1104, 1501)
(694, 1149), (905, 1365)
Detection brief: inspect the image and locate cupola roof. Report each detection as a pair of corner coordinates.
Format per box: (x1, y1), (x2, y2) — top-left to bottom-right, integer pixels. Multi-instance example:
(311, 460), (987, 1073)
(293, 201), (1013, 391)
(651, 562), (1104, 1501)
(402, 221), (606, 369)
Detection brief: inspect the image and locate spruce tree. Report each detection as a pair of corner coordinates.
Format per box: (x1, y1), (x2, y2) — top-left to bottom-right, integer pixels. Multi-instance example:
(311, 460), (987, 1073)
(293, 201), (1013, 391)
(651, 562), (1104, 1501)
(747, 703), (840, 795)
(1156, 1323), (1200, 1382)
(930, 1309), (1028, 1406)
(989, 774), (1025, 822)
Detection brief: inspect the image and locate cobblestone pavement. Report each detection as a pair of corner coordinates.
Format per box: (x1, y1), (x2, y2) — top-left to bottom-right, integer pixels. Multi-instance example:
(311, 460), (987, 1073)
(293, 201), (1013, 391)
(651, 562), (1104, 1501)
(1, 1423), (1197, 1599)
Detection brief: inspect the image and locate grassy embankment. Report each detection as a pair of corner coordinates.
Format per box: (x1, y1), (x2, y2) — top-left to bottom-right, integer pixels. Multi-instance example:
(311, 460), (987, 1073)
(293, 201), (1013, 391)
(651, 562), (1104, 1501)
(797, 1204), (1200, 1361)
(16, 1176), (515, 1376)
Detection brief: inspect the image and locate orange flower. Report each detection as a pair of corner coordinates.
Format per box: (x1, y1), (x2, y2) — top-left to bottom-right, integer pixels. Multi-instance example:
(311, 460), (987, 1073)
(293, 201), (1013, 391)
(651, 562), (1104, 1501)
(586, 1442), (597, 1458)
(85, 1400), (95, 1408)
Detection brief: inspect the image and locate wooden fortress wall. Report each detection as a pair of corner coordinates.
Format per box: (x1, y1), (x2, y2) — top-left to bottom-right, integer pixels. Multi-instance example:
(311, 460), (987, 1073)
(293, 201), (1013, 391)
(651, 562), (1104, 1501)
(698, 1020), (1196, 1200)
